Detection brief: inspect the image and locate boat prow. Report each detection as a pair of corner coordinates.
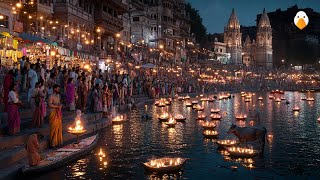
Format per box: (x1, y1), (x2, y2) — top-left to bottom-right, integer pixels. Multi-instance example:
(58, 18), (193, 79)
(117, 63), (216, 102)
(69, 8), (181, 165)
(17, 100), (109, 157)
(22, 134), (99, 175)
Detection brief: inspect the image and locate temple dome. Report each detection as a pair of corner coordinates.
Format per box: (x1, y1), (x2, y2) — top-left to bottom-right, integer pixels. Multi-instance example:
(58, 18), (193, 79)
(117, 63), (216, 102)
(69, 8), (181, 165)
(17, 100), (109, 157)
(258, 9), (271, 28)
(227, 8), (240, 29)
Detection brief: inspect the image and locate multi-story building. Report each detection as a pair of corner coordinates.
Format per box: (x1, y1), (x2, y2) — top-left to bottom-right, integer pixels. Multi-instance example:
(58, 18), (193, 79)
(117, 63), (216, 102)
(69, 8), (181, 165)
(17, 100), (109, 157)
(257, 5), (320, 66)
(0, 2), (14, 34)
(214, 9), (273, 68)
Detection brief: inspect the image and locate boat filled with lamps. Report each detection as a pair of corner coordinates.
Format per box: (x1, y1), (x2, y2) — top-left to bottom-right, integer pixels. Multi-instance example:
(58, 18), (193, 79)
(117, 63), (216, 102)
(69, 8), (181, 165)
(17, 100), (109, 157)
(203, 130), (219, 138)
(202, 121), (216, 130)
(226, 147), (259, 158)
(216, 140), (238, 149)
(158, 112), (170, 121)
(210, 114), (222, 120)
(174, 114), (186, 122)
(143, 157), (187, 172)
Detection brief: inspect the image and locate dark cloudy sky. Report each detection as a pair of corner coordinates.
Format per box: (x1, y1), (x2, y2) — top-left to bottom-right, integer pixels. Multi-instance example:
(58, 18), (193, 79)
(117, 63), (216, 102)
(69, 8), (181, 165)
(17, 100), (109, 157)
(188, 0), (320, 33)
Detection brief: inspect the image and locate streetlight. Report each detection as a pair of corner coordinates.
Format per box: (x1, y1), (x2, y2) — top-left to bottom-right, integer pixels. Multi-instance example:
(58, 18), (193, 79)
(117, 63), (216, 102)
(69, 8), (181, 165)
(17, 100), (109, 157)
(159, 44), (164, 49)
(116, 33), (121, 38)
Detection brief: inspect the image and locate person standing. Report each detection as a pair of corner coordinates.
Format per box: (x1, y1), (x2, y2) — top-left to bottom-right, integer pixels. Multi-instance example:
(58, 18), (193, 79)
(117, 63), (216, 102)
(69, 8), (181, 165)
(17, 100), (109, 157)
(77, 78), (87, 112)
(31, 82), (45, 128)
(27, 64), (39, 103)
(48, 85), (63, 148)
(3, 69), (14, 112)
(65, 78), (76, 111)
(7, 83), (21, 135)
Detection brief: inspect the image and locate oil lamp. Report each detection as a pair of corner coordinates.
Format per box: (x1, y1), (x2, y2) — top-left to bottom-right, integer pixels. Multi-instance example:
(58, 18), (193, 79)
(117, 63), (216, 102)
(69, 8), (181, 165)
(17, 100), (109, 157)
(203, 130), (219, 138)
(68, 118), (86, 144)
(235, 114), (247, 121)
(174, 114), (186, 122)
(216, 140), (238, 148)
(210, 114), (222, 120)
(226, 147), (258, 158)
(112, 115), (126, 124)
(202, 121), (216, 130)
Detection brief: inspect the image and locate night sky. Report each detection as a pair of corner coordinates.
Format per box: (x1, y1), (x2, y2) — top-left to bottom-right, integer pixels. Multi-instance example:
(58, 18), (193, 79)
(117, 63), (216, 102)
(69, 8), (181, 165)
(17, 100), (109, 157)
(188, 0), (320, 33)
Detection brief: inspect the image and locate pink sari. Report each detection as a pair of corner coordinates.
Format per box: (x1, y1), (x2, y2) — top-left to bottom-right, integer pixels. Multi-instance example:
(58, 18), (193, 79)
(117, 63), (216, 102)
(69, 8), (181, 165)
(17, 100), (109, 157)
(7, 103), (20, 135)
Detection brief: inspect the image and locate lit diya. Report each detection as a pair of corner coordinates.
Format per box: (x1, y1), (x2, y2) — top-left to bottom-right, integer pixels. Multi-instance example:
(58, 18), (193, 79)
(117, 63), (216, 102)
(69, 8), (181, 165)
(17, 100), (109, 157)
(307, 97), (315, 101)
(143, 157), (187, 172)
(235, 115), (247, 121)
(200, 97), (209, 102)
(178, 96), (185, 101)
(216, 140), (238, 148)
(165, 117), (177, 128)
(203, 130), (219, 138)
(112, 115), (126, 125)
(281, 97), (286, 100)
(268, 95), (274, 99)
(195, 105), (204, 111)
(226, 147), (259, 158)
(174, 114), (186, 122)
(197, 114), (207, 120)
(245, 98), (251, 102)
(292, 106), (300, 112)
(156, 101), (166, 107)
(210, 108), (221, 114)
(165, 100), (171, 106)
(210, 114), (222, 120)
(202, 121), (216, 130)
(208, 98), (215, 102)
(274, 98), (281, 102)
(158, 112), (170, 121)
(301, 97), (307, 101)
(185, 95), (190, 100)
(185, 101), (193, 107)
(258, 97), (263, 100)
(191, 100), (199, 104)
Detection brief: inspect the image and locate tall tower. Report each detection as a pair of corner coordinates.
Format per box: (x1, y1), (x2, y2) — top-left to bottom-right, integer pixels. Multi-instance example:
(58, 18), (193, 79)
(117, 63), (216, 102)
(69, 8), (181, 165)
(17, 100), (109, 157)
(256, 9), (273, 68)
(224, 9), (242, 65)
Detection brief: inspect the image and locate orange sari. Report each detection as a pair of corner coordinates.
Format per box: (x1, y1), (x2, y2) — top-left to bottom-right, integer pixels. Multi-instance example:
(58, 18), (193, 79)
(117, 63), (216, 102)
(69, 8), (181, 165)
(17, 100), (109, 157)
(26, 134), (41, 166)
(49, 108), (63, 148)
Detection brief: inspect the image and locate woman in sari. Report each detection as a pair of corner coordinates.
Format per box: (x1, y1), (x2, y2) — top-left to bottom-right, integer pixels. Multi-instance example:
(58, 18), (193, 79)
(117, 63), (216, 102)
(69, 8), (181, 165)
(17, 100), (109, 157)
(93, 84), (103, 112)
(48, 84), (63, 148)
(7, 83), (21, 135)
(32, 82), (45, 128)
(77, 78), (87, 112)
(3, 70), (14, 112)
(66, 78), (76, 111)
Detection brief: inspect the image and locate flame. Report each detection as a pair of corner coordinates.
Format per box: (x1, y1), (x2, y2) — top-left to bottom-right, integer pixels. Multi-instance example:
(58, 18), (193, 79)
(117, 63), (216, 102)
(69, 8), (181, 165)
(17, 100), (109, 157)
(68, 118), (85, 133)
(149, 158), (183, 168)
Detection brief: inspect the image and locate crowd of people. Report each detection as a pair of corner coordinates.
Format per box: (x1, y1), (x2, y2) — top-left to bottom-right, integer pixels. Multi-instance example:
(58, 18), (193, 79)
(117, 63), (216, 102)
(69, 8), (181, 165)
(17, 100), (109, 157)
(0, 57), (319, 154)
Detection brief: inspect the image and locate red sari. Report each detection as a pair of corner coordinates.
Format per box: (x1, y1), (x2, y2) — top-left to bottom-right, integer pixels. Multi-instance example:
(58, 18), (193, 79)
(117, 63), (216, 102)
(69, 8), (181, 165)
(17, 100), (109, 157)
(7, 103), (20, 135)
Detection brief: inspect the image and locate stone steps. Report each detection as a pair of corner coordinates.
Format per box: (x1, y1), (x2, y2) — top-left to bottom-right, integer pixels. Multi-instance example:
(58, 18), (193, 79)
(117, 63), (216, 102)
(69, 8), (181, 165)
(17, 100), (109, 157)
(0, 112), (101, 151)
(0, 116), (111, 180)
(0, 112), (105, 170)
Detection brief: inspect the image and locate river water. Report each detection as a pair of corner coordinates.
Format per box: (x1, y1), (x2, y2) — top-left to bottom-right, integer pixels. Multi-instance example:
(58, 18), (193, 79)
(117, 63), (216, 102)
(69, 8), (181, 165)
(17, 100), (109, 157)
(32, 92), (320, 179)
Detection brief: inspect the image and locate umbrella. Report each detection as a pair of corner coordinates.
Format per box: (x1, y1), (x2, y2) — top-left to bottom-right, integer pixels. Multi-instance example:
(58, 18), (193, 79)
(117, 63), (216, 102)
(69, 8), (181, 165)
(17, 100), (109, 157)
(141, 63), (156, 69)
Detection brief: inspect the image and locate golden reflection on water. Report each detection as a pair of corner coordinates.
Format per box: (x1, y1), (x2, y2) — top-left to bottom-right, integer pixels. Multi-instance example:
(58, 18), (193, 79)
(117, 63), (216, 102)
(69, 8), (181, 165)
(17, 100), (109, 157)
(113, 124), (124, 146)
(69, 159), (88, 178)
(97, 148), (108, 170)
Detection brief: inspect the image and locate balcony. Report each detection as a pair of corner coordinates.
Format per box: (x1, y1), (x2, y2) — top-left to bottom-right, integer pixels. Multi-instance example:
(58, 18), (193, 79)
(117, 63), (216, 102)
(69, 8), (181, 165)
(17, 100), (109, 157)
(130, 0), (145, 10)
(37, 1), (53, 16)
(106, 0), (128, 14)
(96, 11), (124, 35)
(54, 2), (94, 25)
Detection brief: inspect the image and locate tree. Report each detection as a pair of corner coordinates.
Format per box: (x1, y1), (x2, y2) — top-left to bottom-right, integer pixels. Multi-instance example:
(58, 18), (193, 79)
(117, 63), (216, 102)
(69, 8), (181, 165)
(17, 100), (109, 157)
(186, 3), (208, 47)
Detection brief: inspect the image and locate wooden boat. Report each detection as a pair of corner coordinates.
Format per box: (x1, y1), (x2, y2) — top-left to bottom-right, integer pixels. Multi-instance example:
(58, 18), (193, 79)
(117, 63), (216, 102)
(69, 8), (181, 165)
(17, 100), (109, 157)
(268, 95), (274, 99)
(197, 115), (206, 120)
(156, 102), (166, 107)
(210, 114), (222, 120)
(235, 115), (247, 121)
(143, 158), (187, 172)
(22, 134), (99, 175)
(112, 115), (126, 125)
(185, 95), (190, 100)
(165, 122), (177, 128)
(158, 113), (170, 122)
(244, 98), (251, 102)
(210, 109), (220, 114)
(301, 97), (307, 101)
(281, 97), (286, 100)
(307, 97), (315, 101)
(203, 130), (219, 138)
(178, 96), (185, 101)
(202, 122), (216, 130)
(274, 98), (281, 102)
(226, 147), (259, 158)
(258, 97), (263, 100)
(216, 140), (238, 149)
(174, 114), (186, 122)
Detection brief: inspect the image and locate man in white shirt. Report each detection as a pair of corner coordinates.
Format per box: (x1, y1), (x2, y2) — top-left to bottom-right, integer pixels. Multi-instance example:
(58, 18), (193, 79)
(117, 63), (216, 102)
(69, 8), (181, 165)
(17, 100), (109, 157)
(28, 64), (39, 102)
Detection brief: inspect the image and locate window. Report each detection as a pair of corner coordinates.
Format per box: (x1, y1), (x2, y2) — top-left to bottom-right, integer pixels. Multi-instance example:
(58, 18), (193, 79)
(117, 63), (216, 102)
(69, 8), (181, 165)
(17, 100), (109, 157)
(220, 49), (222, 52)
(0, 15), (9, 28)
(133, 17), (140, 22)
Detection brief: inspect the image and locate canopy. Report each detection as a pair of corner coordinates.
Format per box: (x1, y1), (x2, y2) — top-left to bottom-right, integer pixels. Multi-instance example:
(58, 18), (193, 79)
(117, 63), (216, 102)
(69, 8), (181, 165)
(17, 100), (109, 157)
(141, 63), (156, 69)
(19, 33), (52, 44)
(1, 32), (11, 37)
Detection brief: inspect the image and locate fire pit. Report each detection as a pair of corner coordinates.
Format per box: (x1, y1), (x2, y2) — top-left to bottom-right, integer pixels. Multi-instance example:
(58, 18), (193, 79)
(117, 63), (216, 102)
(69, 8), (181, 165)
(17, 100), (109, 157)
(68, 119), (86, 144)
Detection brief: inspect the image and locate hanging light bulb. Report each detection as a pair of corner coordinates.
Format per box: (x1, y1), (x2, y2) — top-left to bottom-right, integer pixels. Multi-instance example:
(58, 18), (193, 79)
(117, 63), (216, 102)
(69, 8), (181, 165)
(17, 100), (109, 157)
(16, 3), (22, 8)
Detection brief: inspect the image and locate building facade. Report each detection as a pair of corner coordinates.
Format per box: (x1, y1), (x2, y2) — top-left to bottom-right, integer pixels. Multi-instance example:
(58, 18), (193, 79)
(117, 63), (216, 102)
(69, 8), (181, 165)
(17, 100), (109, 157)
(218, 9), (273, 68)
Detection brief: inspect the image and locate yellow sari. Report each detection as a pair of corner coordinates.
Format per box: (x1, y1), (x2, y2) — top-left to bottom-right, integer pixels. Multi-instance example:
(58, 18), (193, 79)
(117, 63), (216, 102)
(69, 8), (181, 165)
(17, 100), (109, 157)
(49, 108), (63, 148)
